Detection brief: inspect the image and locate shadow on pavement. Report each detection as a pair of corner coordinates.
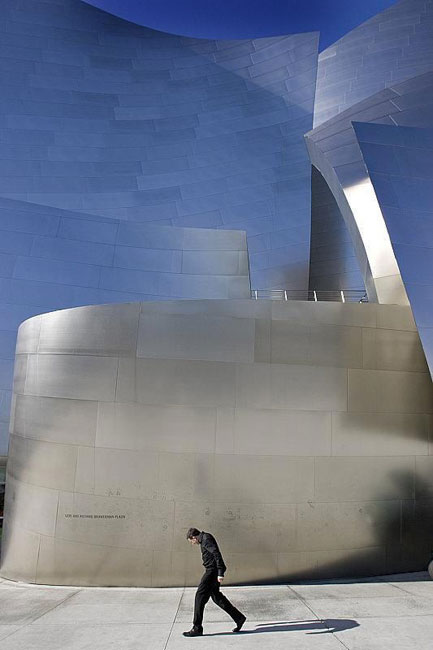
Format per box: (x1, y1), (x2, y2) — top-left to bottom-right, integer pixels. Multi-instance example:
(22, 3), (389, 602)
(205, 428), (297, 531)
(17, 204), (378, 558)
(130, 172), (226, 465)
(205, 618), (359, 636)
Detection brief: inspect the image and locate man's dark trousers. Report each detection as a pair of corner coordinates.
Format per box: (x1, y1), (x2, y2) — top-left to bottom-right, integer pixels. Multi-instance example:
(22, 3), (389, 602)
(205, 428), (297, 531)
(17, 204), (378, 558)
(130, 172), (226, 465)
(193, 569), (243, 629)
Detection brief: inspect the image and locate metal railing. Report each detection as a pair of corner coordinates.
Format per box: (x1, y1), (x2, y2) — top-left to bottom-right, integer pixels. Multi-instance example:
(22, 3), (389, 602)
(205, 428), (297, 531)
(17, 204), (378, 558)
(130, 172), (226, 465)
(251, 289), (368, 303)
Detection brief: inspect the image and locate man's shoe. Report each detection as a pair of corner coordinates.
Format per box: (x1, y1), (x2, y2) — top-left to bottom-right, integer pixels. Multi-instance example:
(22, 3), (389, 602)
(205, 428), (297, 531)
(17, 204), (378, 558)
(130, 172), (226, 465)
(232, 614), (246, 633)
(183, 627), (203, 637)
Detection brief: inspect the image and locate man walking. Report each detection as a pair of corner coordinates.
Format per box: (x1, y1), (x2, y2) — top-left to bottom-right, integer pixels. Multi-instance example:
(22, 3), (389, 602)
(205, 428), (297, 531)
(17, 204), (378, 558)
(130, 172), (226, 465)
(183, 527), (246, 637)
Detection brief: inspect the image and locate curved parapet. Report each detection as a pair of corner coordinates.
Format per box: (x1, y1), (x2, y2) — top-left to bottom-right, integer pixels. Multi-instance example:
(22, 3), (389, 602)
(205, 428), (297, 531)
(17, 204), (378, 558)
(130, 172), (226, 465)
(2, 299), (432, 585)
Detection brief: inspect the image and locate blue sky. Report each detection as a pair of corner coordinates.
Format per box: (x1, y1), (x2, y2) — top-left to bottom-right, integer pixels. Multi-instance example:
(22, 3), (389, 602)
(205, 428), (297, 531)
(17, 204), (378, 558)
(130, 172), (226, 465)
(83, 0), (398, 49)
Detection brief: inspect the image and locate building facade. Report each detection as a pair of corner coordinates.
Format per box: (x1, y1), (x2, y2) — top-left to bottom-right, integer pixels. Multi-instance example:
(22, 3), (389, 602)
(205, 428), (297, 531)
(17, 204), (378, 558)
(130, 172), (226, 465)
(1, 0), (433, 584)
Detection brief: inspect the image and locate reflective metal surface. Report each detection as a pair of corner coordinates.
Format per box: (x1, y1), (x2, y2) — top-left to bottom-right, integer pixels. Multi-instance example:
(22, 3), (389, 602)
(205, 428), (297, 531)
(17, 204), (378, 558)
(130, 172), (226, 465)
(308, 0), (433, 302)
(251, 289), (367, 302)
(0, 0), (433, 589)
(0, 0), (320, 453)
(356, 122), (433, 380)
(1, 299), (432, 586)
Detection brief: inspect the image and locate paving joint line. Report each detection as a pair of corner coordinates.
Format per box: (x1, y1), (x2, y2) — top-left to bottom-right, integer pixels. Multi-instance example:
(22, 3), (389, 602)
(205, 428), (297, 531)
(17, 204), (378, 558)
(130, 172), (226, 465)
(28, 587), (83, 624)
(163, 586), (184, 650)
(387, 581), (433, 598)
(286, 584), (350, 650)
(0, 625), (28, 643)
(0, 587), (82, 645)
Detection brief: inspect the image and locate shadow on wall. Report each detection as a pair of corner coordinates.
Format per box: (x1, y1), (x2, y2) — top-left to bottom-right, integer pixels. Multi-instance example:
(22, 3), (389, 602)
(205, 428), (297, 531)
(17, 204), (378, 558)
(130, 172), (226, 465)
(236, 470), (433, 586)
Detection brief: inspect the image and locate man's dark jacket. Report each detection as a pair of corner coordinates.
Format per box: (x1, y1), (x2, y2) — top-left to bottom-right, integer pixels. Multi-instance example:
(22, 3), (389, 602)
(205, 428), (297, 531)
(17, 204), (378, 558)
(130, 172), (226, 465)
(197, 531), (227, 577)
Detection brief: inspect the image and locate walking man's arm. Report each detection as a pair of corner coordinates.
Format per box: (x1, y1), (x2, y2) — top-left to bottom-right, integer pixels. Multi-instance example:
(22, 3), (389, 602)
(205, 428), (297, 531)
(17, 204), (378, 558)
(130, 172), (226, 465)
(202, 534), (226, 580)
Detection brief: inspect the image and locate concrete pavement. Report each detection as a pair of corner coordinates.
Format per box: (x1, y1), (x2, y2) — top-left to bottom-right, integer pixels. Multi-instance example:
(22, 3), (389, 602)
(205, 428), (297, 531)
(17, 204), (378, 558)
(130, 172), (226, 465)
(0, 572), (432, 649)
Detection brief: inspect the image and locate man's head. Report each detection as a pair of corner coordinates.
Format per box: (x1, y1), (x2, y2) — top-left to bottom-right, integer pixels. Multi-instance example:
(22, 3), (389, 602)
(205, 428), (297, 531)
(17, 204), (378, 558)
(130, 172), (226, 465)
(186, 527), (201, 545)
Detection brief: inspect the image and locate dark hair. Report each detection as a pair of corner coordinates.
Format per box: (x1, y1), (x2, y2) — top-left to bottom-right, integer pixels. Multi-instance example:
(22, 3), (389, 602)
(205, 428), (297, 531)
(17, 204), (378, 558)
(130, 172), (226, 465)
(186, 527), (201, 539)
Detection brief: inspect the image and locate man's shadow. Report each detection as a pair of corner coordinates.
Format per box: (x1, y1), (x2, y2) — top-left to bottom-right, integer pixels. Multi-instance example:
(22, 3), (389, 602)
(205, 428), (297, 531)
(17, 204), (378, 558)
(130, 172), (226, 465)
(206, 618), (359, 636)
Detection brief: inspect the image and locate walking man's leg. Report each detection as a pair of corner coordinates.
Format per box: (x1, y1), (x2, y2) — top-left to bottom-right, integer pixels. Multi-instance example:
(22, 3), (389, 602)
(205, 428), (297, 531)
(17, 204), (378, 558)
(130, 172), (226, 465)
(193, 582), (211, 629)
(184, 571), (213, 637)
(210, 579), (246, 632)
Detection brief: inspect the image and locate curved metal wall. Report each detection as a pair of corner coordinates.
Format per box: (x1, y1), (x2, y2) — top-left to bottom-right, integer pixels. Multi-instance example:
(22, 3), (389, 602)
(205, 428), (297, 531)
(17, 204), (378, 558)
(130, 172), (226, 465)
(0, 0), (318, 291)
(314, 0), (433, 127)
(2, 299), (432, 585)
(309, 166), (364, 291)
(0, 0), (321, 454)
(1, 0), (433, 588)
(356, 122), (433, 379)
(307, 0), (433, 301)
(307, 71), (433, 303)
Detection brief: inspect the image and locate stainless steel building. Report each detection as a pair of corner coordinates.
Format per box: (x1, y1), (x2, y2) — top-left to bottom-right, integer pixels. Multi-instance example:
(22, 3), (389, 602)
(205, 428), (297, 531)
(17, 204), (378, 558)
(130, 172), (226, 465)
(1, 0), (433, 585)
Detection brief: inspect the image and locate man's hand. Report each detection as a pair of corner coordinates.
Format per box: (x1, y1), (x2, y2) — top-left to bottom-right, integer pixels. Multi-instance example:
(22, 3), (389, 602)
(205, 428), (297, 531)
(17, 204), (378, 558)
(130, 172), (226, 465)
(217, 576), (224, 583)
